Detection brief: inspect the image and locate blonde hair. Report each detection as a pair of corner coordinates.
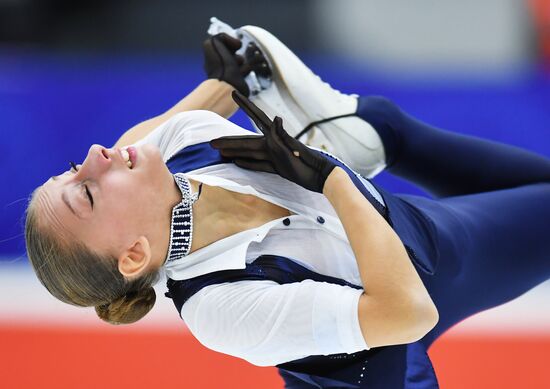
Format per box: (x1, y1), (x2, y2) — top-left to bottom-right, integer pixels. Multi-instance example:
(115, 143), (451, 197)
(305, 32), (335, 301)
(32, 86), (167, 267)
(25, 191), (160, 325)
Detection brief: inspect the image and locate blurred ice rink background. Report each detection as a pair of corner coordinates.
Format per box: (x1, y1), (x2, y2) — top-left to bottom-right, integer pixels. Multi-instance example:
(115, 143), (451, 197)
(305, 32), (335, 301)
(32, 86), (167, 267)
(1, 1), (549, 388)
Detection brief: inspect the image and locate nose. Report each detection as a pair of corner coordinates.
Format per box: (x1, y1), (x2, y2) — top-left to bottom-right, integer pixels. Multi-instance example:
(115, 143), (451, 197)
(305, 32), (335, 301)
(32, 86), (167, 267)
(77, 144), (112, 179)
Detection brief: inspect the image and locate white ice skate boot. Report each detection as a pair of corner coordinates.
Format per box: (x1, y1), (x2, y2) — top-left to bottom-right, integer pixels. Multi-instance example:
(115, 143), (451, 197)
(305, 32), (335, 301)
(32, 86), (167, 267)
(239, 26), (387, 178)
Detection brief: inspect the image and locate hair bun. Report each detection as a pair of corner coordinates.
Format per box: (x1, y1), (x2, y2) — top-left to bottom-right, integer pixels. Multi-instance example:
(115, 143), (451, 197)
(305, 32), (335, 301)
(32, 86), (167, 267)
(95, 287), (156, 325)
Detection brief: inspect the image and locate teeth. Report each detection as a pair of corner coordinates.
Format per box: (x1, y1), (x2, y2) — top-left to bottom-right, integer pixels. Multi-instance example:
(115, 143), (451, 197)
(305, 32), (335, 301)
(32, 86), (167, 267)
(121, 148), (133, 169)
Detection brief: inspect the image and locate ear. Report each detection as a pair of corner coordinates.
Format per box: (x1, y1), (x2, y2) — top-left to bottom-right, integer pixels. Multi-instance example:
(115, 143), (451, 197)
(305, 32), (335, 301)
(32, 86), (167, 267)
(117, 236), (152, 279)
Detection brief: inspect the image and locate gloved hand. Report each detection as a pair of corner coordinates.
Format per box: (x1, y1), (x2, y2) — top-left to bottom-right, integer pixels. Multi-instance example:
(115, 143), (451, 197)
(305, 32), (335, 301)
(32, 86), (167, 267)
(210, 91), (337, 193)
(203, 33), (268, 96)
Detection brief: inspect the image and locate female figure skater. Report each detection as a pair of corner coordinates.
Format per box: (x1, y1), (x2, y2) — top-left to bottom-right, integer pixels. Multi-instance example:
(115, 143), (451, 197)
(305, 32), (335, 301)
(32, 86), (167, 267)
(25, 26), (550, 389)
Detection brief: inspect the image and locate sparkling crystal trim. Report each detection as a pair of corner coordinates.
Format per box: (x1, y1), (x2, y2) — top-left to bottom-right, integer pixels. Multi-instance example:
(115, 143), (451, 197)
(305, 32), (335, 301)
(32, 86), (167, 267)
(165, 173), (201, 263)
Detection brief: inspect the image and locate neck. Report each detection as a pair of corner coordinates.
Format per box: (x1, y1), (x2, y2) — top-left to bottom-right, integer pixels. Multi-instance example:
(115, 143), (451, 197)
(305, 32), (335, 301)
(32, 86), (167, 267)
(188, 178), (266, 253)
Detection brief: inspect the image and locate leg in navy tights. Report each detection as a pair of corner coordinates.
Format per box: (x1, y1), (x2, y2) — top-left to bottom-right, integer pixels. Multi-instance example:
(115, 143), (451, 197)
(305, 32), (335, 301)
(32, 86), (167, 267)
(357, 96), (550, 197)
(356, 96), (550, 347)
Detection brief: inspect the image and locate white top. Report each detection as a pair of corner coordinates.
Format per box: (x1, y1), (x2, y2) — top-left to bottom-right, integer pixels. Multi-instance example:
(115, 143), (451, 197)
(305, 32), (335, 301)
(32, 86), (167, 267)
(135, 110), (378, 366)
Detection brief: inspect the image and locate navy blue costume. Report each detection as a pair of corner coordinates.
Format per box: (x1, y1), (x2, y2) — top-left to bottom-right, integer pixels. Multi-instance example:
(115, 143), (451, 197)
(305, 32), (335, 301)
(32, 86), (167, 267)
(165, 96), (550, 388)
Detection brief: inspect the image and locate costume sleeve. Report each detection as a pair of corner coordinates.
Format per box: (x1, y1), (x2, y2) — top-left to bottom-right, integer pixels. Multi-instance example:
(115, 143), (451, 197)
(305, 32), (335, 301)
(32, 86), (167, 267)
(133, 110), (256, 161)
(180, 279), (368, 367)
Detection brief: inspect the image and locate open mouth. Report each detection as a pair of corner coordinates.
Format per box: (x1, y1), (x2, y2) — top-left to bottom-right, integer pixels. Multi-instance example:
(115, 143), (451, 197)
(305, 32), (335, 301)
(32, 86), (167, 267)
(121, 146), (137, 169)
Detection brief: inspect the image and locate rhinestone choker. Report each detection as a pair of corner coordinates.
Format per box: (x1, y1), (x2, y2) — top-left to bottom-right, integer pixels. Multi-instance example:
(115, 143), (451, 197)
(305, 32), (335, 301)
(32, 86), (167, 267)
(165, 173), (203, 263)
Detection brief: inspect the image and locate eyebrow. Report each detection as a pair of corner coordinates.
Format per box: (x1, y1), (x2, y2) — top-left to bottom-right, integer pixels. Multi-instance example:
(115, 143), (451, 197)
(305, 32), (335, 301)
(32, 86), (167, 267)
(61, 191), (77, 217)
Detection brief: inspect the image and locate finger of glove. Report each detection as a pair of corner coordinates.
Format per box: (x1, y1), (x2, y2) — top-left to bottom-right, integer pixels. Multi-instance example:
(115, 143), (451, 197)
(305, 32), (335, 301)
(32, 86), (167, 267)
(204, 38), (250, 96)
(232, 91), (273, 133)
(202, 37), (223, 78)
(233, 158), (277, 174)
(236, 55), (254, 77)
(211, 37), (237, 65)
(202, 36), (215, 53)
(215, 33), (242, 52)
(219, 148), (270, 161)
(210, 135), (265, 150)
(272, 116), (302, 152)
(239, 63), (252, 77)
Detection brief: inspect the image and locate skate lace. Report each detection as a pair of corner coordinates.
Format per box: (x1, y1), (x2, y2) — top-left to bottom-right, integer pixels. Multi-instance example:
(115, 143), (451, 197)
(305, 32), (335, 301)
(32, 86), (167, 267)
(294, 112), (357, 142)
(293, 73), (354, 141)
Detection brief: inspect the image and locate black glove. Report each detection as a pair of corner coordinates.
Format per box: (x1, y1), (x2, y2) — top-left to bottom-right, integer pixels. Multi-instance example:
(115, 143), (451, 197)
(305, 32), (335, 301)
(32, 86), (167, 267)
(203, 33), (269, 96)
(210, 91), (337, 193)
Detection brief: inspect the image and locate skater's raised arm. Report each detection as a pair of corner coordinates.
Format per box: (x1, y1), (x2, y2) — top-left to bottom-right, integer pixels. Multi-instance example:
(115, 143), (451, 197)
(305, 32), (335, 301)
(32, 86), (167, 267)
(114, 79), (237, 148)
(114, 33), (259, 148)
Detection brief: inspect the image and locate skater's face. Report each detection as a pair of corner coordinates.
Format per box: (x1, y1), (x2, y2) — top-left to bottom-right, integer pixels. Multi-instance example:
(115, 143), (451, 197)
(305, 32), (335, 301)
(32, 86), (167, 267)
(33, 143), (174, 260)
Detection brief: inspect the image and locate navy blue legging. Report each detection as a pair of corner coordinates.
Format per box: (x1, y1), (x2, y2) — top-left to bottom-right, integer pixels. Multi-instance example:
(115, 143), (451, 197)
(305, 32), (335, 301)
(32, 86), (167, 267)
(356, 96), (550, 348)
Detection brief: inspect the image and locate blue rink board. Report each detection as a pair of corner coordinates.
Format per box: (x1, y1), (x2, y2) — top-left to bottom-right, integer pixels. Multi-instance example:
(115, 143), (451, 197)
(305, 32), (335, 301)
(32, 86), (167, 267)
(1, 50), (549, 258)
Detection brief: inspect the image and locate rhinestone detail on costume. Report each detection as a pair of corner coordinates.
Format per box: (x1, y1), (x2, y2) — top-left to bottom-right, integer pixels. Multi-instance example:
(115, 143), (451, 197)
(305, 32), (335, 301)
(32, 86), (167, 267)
(165, 173), (200, 263)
